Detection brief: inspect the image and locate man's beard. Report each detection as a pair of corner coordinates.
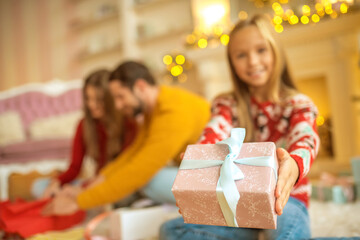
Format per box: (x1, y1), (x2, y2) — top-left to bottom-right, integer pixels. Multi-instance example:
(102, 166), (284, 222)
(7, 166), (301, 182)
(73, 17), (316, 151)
(132, 96), (144, 117)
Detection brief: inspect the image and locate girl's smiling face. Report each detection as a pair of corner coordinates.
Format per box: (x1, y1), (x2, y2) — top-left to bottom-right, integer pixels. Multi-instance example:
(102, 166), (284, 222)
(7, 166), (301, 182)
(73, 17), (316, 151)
(229, 25), (275, 90)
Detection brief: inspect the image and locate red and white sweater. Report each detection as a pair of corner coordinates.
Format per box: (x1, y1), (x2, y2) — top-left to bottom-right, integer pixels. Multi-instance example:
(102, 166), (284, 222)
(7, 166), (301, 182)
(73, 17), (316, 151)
(198, 93), (320, 207)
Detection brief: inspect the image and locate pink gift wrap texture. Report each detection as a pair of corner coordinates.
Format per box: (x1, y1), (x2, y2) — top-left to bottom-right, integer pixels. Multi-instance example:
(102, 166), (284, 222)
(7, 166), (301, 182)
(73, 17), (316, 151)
(172, 142), (278, 229)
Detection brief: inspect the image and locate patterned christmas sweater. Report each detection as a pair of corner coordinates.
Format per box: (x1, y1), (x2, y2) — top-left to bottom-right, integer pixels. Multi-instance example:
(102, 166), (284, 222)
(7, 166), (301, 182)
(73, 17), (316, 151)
(198, 93), (320, 207)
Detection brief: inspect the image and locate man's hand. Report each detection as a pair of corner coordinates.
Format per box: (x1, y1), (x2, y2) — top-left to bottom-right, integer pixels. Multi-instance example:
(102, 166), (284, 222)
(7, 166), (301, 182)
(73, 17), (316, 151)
(85, 175), (105, 189)
(59, 184), (82, 199)
(42, 195), (79, 216)
(275, 148), (299, 215)
(42, 179), (60, 199)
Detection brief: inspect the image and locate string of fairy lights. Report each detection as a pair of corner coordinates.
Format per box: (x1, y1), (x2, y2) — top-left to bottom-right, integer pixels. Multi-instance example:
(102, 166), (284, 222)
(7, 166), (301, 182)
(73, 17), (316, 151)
(162, 0), (356, 83)
(268, 0), (352, 33)
(184, 26), (231, 49)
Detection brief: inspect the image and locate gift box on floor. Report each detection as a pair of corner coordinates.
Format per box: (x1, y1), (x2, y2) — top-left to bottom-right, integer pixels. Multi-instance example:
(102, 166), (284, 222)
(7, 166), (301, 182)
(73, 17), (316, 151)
(355, 182), (360, 200)
(312, 183), (333, 202)
(172, 128), (278, 229)
(332, 185), (355, 204)
(109, 204), (180, 240)
(332, 186), (346, 204)
(311, 173), (355, 203)
(334, 176), (355, 203)
(311, 184), (318, 200)
(351, 157), (360, 182)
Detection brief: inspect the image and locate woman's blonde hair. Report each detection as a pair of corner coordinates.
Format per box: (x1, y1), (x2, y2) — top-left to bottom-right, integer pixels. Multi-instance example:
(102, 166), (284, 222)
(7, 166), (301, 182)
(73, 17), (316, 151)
(226, 14), (298, 141)
(83, 70), (121, 163)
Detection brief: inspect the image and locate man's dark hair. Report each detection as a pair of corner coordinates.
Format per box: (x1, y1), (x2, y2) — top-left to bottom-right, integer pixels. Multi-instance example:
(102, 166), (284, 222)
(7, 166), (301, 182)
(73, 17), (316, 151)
(109, 61), (156, 89)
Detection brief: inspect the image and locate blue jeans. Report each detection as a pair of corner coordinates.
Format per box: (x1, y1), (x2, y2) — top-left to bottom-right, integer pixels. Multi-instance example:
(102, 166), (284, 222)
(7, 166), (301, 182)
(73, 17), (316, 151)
(311, 238), (360, 240)
(31, 178), (51, 198)
(160, 197), (311, 240)
(143, 167), (178, 204)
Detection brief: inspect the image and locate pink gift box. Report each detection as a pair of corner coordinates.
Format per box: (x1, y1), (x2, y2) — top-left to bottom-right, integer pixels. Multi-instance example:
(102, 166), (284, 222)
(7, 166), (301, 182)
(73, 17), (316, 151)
(172, 142), (278, 229)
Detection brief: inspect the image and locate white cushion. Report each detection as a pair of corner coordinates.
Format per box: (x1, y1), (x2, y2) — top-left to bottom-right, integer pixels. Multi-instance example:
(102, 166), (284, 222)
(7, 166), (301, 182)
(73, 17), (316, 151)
(0, 111), (26, 146)
(29, 111), (82, 140)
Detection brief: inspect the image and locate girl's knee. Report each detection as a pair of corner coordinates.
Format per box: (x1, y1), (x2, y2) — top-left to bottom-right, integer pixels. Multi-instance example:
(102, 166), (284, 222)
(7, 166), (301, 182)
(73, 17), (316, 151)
(159, 217), (184, 240)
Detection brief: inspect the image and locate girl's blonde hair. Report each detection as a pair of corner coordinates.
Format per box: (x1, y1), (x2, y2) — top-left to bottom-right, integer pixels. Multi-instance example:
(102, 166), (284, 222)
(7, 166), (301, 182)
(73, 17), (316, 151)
(226, 14), (298, 141)
(83, 70), (121, 163)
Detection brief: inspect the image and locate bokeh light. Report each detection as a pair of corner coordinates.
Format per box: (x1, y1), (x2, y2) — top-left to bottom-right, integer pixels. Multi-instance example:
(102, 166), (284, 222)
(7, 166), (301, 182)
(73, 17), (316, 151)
(175, 55), (185, 65)
(315, 3), (324, 11)
(171, 65), (183, 77)
(272, 2), (282, 12)
(316, 116), (325, 126)
(220, 34), (230, 45)
(325, 3), (333, 14)
(340, 3), (348, 13)
(178, 74), (188, 83)
(273, 15), (283, 25)
(302, 5), (311, 16)
(213, 26), (223, 36)
(301, 15), (309, 24)
(330, 11), (338, 18)
(163, 55), (172, 65)
(289, 15), (299, 24)
(312, 14), (320, 23)
(198, 38), (208, 48)
(274, 24), (284, 33)
(317, 9), (325, 16)
(238, 11), (248, 20)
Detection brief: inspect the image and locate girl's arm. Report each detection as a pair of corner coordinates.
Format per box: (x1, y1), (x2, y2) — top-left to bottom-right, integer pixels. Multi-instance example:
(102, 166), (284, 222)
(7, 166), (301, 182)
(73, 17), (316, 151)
(275, 95), (320, 215)
(57, 120), (86, 185)
(42, 120), (85, 198)
(198, 95), (235, 144)
(285, 95), (320, 185)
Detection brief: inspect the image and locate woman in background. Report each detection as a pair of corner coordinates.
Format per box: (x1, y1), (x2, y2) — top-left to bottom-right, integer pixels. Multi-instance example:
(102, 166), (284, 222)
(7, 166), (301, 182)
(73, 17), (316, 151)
(33, 69), (137, 198)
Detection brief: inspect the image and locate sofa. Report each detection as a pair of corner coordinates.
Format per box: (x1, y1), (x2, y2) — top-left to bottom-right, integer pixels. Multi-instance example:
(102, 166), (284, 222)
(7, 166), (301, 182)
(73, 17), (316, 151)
(0, 80), (83, 200)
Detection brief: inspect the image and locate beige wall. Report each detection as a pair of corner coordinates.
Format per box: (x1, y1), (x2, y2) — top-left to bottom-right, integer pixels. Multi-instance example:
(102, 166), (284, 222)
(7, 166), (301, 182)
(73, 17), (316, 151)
(279, 13), (360, 175)
(296, 77), (330, 119)
(0, 0), (77, 91)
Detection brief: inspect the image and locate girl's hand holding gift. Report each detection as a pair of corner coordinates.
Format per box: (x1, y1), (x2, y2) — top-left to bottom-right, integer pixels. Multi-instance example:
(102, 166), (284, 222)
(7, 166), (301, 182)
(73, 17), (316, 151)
(275, 148), (300, 215)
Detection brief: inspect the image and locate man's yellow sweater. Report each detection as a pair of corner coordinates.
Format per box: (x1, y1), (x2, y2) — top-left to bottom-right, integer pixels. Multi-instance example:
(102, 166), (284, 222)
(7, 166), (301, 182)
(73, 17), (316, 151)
(77, 86), (210, 209)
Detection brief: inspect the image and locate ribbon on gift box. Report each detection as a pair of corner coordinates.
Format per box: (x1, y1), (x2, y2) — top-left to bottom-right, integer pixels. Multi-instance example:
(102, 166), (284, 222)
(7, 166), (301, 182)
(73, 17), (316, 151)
(179, 128), (277, 227)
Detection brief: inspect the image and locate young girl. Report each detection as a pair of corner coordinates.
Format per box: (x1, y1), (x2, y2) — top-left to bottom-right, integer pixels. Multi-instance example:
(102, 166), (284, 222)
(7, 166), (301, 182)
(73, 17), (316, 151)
(160, 14), (319, 239)
(33, 70), (137, 199)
